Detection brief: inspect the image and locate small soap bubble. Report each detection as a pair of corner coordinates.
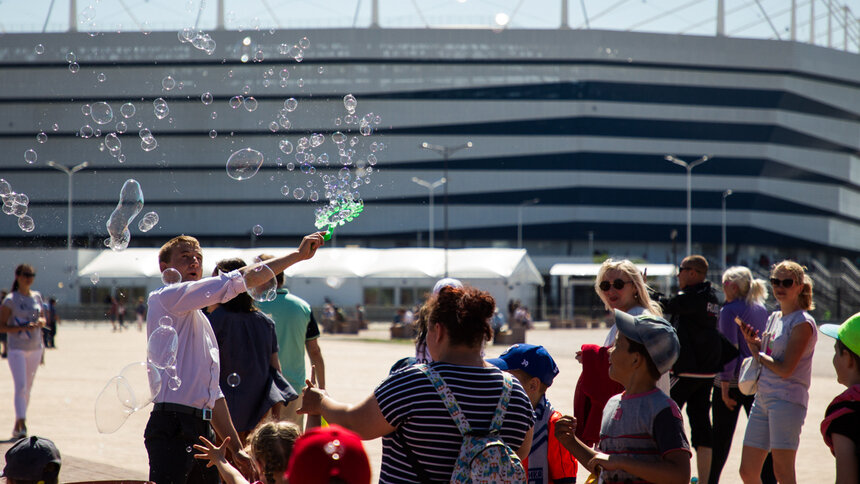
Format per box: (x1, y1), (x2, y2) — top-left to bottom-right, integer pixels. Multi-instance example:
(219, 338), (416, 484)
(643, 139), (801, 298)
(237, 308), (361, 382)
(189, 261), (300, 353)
(141, 137), (158, 152)
(343, 94), (357, 113)
(268, 121), (279, 132)
(66, 51), (76, 63)
(82, 104), (92, 116)
(201, 92), (214, 105)
(299, 37), (310, 49)
(35, 44), (45, 55)
(148, 324), (178, 370)
(51, 123), (59, 131)
(278, 139), (293, 154)
(159, 315), (173, 327)
(229, 96), (243, 109)
(226, 148), (264, 181)
(209, 130), (217, 138)
(36, 132), (47, 143)
(138, 211), (159, 232)
(18, 216), (35, 232)
(139, 128), (153, 140)
(168, 376), (182, 391)
(24, 149), (37, 164)
(153, 98), (169, 120)
(284, 97), (298, 112)
(97, 72), (106, 82)
(161, 268), (182, 286)
(68, 62), (80, 73)
(90, 273), (100, 285)
(120, 103), (136, 118)
(293, 187), (304, 199)
(104, 132), (122, 153)
(252, 224), (263, 236)
(91, 102), (114, 124)
(297, 78), (304, 87)
(243, 96), (258, 112)
(310, 191), (319, 202)
(115, 121), (127, 133)
(226, 373), (241, 388)
(161, 75), (176, 91)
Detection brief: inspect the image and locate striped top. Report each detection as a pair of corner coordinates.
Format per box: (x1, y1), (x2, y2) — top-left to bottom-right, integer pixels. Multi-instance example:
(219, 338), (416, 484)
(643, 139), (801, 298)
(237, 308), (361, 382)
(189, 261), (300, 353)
(374, 362), (535, 483)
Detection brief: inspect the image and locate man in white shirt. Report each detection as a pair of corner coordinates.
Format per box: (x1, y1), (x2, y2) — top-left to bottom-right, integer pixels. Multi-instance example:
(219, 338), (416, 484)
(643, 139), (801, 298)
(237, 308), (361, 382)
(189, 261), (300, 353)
(144, 232), (324, 483)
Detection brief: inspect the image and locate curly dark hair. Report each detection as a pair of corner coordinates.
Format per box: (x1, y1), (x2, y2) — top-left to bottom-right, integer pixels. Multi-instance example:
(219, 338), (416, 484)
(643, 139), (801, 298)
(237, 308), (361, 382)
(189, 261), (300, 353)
(212, 258), (255, 313)
(426, 285), (494, 348)
(249, 421), (301, 484)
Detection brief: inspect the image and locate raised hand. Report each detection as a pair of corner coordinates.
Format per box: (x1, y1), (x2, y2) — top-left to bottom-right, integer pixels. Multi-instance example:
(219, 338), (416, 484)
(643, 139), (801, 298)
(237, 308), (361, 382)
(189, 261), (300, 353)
(193, 435), (229, 468)
(297, 365), (325, 416)
(297, 232), (326, 261)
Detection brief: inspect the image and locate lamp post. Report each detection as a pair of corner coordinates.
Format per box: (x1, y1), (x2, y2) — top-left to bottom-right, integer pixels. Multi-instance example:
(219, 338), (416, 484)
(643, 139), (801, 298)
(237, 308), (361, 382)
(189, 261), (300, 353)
(517, 198), (539, 248)
(411, 176), (446, 248)
(47, 161), (89, 249)
(722, 189), (733, 270)
(419, 141), (472, 276)
(664, 155), (711, 257)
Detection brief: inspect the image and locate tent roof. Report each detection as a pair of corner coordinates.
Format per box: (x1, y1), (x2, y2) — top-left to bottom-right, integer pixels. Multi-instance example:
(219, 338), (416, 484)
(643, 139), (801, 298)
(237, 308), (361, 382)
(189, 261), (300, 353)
(549, 263), (677, 277)
(78, 247), (544, 284)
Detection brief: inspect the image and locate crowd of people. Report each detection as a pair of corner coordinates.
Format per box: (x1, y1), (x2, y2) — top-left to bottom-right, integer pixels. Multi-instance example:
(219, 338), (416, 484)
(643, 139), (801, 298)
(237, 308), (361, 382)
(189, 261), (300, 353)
(2, 238), (859, 483)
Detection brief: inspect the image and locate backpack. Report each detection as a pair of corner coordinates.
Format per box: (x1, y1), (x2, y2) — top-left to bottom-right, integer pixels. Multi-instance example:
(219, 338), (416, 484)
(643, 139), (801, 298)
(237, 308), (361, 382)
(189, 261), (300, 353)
(417, 364), (526, 483)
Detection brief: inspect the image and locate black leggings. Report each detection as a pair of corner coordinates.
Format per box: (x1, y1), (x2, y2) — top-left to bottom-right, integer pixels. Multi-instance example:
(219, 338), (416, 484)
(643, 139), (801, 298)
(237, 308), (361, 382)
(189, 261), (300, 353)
(709, 385), (776, 484)
(670, 376), (712, 448)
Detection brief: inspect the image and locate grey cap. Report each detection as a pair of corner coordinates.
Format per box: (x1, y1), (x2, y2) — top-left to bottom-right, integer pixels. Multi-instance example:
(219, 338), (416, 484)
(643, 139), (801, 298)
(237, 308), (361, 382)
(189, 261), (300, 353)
(614, 309), (680, 375)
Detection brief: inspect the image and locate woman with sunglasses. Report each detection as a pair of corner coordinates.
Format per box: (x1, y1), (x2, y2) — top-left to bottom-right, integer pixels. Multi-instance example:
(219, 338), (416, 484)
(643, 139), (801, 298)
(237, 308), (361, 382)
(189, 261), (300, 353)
(710, 266), (775, 484)
(738, 261), (816, 484)
(0, 264), (46, 439)
(573, 259), (665, 446)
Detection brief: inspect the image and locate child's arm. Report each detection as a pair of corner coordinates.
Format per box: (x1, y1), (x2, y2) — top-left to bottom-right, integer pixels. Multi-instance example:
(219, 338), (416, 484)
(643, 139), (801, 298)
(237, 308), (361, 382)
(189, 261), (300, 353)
(588, 449), (690, 484)
(193, 436), (250, 484)
(832, 433), (858, 484)
(552, 415), (598, 472)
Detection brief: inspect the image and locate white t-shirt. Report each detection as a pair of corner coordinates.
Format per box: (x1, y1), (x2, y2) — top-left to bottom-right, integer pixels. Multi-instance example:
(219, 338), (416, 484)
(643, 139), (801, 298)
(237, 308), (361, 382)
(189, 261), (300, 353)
(3, 291), (44, 351)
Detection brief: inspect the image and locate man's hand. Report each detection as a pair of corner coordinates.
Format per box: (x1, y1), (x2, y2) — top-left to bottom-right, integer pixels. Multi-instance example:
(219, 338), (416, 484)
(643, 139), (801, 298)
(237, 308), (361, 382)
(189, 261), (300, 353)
(296, 232), (326, 261)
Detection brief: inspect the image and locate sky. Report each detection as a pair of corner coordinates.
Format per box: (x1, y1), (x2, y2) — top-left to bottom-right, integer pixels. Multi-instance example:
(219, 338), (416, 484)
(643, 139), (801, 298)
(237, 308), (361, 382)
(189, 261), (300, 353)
(0, 0), (857, 52)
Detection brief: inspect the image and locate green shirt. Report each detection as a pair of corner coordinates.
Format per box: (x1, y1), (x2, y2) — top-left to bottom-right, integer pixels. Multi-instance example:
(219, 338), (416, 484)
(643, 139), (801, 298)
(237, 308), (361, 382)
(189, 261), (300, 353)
(256, 289), (320, 391)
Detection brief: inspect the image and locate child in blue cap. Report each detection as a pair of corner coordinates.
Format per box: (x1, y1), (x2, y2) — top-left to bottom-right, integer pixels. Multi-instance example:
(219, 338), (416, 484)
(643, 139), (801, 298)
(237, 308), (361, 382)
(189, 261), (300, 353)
(488, 344), (578, 484)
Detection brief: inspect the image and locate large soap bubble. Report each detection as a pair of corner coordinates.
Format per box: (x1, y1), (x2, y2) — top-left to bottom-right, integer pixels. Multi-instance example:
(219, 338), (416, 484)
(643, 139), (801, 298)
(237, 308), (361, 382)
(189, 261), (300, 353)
(91, 102), (114, 125)
(106, 179), (144, 251)
(94, 376), (134, 434)
(226, 148), (264, 181)
(244, 263), (278, 302)
(147, 325), (178, 370)
(118, 361), (162, 411)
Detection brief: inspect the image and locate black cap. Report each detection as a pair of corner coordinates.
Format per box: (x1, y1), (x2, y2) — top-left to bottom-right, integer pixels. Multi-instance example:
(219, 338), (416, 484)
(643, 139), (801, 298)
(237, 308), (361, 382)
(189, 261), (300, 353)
(1, 436), (61, 480)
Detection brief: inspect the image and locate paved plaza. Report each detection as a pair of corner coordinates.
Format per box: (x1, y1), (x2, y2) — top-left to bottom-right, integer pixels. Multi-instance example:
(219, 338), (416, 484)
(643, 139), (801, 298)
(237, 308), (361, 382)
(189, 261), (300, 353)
(0, 321), (843, 482)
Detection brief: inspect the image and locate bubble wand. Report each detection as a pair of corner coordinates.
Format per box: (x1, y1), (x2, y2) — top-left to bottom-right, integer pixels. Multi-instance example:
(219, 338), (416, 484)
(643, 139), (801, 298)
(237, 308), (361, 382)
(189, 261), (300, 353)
(315, 198), (364, 241)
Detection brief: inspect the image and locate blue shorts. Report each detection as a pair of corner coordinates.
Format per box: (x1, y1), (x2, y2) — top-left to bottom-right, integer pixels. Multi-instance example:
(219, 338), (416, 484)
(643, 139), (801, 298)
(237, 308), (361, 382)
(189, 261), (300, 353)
(742, 394), (807, 451)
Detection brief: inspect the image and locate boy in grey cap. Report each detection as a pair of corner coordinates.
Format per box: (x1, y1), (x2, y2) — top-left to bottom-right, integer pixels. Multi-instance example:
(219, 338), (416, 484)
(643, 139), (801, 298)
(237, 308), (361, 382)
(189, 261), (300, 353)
(1, 435), (61, 484)
(555, 310), (692, 483)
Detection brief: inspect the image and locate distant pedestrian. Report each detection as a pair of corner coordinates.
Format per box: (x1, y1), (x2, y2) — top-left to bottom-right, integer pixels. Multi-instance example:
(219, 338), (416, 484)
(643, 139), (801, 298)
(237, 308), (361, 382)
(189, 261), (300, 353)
(42, 297), (59, 349)
(135, 296), (147, 332)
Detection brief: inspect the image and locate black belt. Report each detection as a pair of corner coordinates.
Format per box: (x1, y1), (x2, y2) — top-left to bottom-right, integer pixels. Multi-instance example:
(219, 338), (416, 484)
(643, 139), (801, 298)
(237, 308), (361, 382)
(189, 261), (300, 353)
(153, 402), (212, 421)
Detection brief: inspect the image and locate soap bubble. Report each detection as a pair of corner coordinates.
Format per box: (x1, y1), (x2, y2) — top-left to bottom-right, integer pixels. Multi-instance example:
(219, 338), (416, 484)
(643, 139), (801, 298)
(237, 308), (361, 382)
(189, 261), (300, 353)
(18, 216), (35, 233)
(359, 121), (373, 136)
(118, 361), (162, 411)
(268, 121), (279, 132)
(97, 72), (106, 82)
(226, 148), (264, 181)
(51, 123), (59, 131)
(297, 78), (304, 87)
(79, 125), (94, 138)
(318, 66), (324, 74)
(161, 268), (182, 285)
(244, 264), (278, 302)
(106, 179), (144, 251)
(278, 139), (293, 155)
(120, 103), (136, 118)
(35, 44), (45, 55)
(104, 133), (122, 153)
(153, 98), (169, 119)
(36, 132), (47, 143)
(343, 94), (357, 113)
(332, 131), (346, 144)
(280, 185), (290, 196)
(147, 325), (178, 369)
(161, 76), (176, 91)
(167, 376), (182, 391)
(299, 37), (310, 49)
(209, 130), (217, 138)
(141, 137), (158, 152)
(243, 96), (258, 112)
(24, 149), (37, 164)
(91, 102), (114, 124)
(138, 211), (159, 232)
(226, 373), (241, 388)
(252, 224), (263, 236)
(94, 376), (133, 434)
(90, 273), (100, 285)
(293, 188), (305, 199)
(12, 204), (27, 217)
(229, 96), (243, 109)
(159, 315), (173, 327)
(201, 92), (213, 105)
(284, 97), (298, 112)
(68, 62), (79, 74)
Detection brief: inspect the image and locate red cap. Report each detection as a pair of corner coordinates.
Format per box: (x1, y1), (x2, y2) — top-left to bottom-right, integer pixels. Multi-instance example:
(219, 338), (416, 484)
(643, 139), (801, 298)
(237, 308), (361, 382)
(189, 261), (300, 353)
(285, 425), (371, 484)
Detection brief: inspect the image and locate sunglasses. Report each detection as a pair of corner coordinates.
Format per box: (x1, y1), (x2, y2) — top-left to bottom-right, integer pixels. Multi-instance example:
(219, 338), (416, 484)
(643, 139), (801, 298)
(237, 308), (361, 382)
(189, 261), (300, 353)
(770, 278), (795, 288)
(678, 266), (699, 273)
(599, 279), (632, 292)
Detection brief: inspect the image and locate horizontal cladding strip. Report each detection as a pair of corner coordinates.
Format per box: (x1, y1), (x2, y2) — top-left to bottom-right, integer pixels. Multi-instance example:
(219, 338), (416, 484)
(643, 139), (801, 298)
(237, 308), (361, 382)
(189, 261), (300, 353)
(1, 80), (856, 122)
(20, 188), (850, 224)
(0, 118), (854, 155)
(1, 57), (859, 91)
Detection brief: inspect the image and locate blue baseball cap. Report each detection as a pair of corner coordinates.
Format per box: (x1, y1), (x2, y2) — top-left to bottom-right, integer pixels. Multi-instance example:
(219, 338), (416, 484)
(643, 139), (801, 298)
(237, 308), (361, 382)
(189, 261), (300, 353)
(487, 344), (559, 387)
(614, 309), (680, 375)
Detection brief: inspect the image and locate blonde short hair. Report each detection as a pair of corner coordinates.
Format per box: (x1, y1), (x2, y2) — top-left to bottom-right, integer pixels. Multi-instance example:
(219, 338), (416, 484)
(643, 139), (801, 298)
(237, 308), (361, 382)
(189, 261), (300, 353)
(594, 259), (663, 317)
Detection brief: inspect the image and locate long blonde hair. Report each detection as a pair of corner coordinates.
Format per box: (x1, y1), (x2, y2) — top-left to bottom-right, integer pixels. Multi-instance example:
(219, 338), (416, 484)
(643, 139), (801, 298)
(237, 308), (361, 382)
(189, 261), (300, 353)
(722, 266), (768, 305)
(772, 260), (815, 311)
(594, 259), (663, 317)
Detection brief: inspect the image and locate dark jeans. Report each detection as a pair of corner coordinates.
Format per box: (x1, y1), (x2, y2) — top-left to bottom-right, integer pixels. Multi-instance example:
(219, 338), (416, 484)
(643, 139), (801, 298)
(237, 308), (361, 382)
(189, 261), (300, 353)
(144, 410), (220, 484)
(709, 385), (776, 484)
(670, 376), (712, 448)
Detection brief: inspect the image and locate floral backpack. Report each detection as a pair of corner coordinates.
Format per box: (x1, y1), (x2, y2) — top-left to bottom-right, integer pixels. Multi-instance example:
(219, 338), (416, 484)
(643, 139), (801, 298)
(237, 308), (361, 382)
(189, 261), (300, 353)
(417, 364), (526, 483)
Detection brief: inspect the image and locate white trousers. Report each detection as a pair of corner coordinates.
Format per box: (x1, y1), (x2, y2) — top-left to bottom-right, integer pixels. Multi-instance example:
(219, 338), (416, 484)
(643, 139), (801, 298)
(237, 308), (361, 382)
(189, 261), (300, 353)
(7, 347), (43, 419)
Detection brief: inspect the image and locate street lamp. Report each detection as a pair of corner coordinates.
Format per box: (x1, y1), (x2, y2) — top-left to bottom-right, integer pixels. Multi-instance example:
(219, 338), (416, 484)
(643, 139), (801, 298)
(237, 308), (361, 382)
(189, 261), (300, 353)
(411, 176), (446, 248)
(664, 154), (711, 257)
(722, 189), (733, 270)
(517, 198), (539, 248)
(419, 141), (473, 276)
(47, 161), (89, 249)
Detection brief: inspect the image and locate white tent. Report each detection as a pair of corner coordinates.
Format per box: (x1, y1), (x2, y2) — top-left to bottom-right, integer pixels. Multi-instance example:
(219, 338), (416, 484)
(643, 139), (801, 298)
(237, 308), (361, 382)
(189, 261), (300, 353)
(77, 247), (544, 310)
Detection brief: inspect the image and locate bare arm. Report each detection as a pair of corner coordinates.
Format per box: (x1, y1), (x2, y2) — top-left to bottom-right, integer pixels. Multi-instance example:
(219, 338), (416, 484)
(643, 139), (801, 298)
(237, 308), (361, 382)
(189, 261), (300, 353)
(192, 436), (249, 484)
(269, 352), (281, 373)
(210, 398), (252, 475)
(297, 371), (395, 440)
(241, 232), (325, 289)
(515, 426), (533, 462)
(553, 415), (598, 471)
(590, 450), (690, 484)
(305, 338), (326, 389)
(757, 322), (813, 378)
(833, 433), (858, 484)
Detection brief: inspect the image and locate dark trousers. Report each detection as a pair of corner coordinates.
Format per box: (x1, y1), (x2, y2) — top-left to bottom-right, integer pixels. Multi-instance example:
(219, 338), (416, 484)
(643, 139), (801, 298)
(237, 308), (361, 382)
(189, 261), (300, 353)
(670, 376), (713, 448)
(144, 410), (220, 484)
(709, 386), (776, 484)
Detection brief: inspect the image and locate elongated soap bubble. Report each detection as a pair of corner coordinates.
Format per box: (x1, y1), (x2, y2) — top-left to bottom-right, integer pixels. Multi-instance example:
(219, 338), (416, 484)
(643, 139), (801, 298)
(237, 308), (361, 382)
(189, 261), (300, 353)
(106, 179), (144, 251)
(147, 325), (178, 369)
(226, 148), (264, 181)
(138, 211), (159, 232)
(94, 376), (133, 434)
(118, 361), (162, 411)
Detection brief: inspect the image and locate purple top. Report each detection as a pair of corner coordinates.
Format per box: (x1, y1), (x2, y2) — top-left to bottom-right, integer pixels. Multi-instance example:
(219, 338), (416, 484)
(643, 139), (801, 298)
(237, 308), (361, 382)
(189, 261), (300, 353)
(718, 299), (768, 383)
